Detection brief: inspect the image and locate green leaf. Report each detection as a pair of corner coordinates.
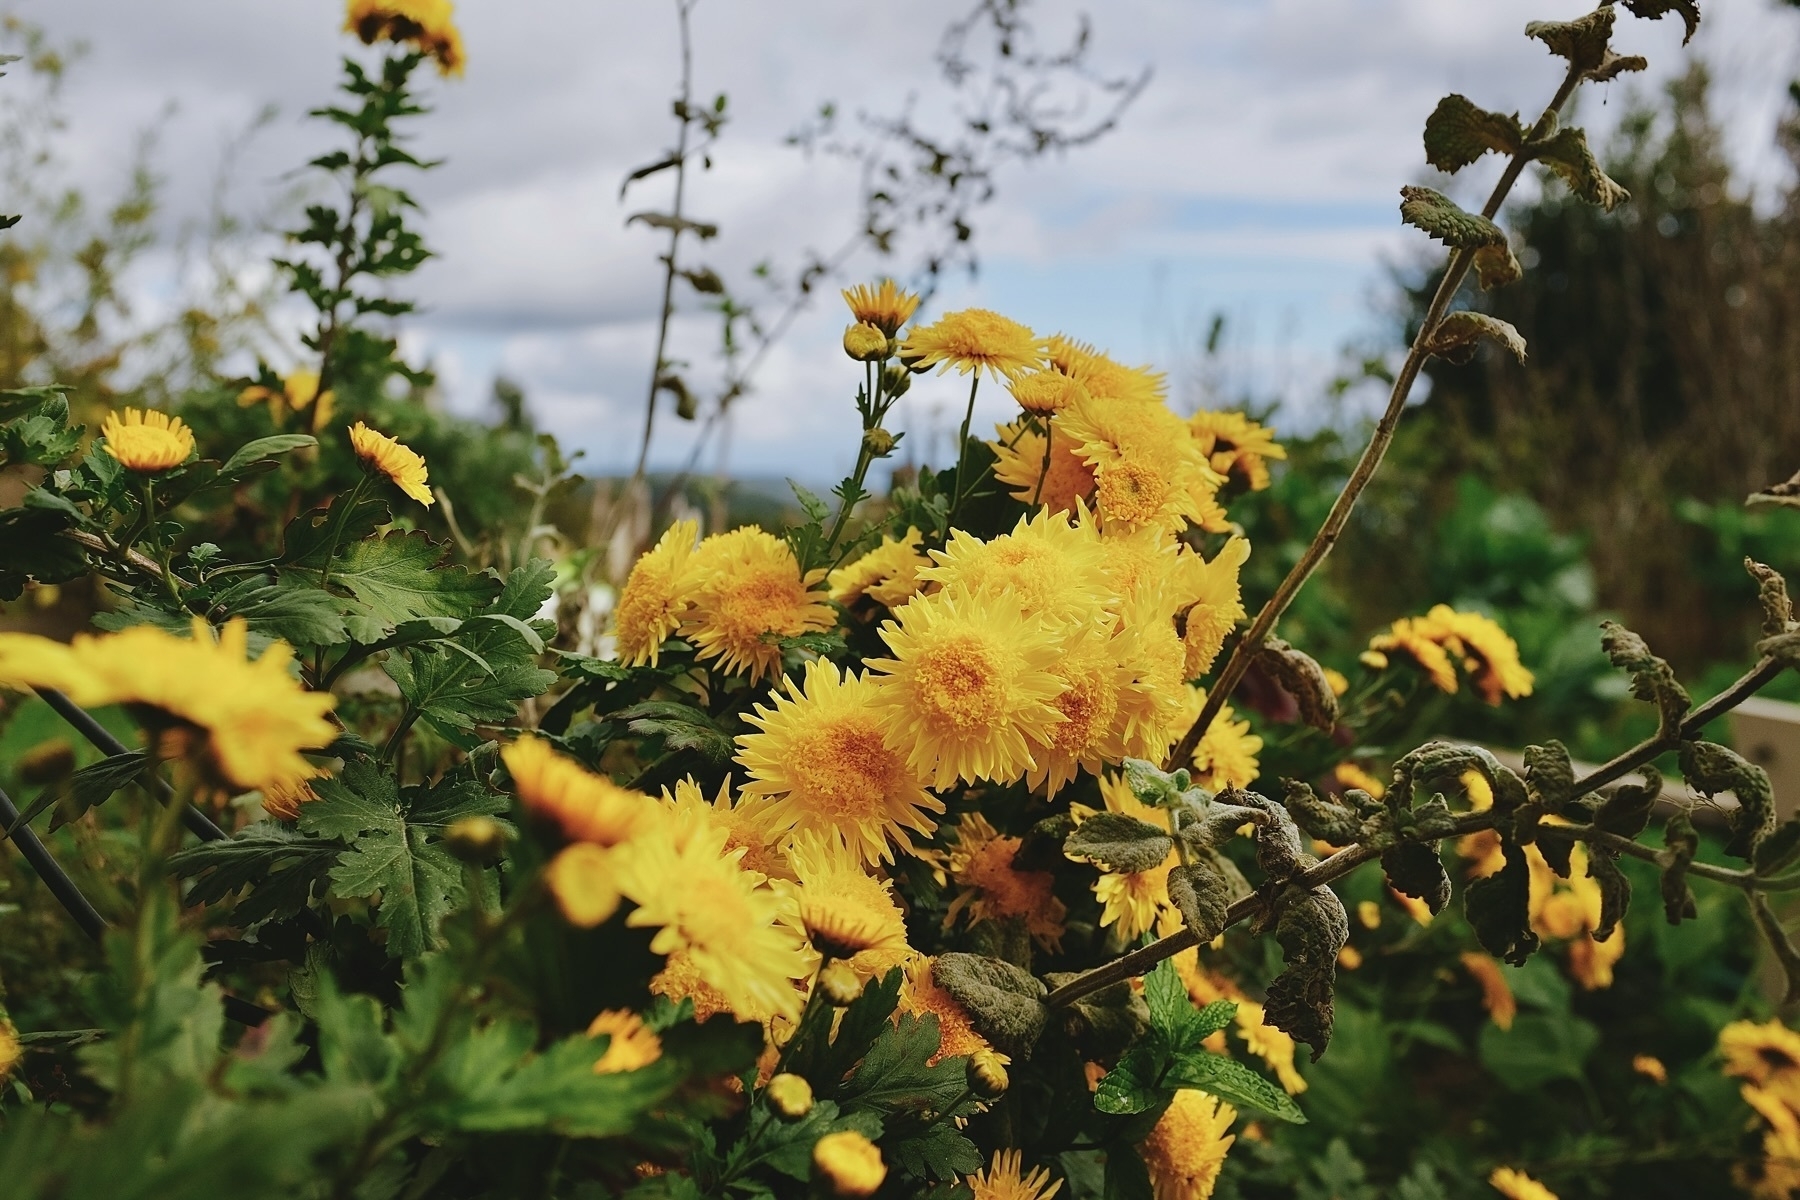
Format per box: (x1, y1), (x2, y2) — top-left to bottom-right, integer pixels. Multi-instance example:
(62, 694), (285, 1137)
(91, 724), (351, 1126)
(1167, 862), (1232, 943)
(1594, 766), (1662, 838)
(219, 434), (317, 479)
(208, 577), (350, 647)
(838, 1013), (970, 1117)
(1064, 812), (1174, 874)
(1586, 846), (1631, 941)
(1680, 740), (1774, 859)
(1049, 975), (1148, 1060)
(0, 504), (87, 600)
(1165, 1049), (1306, 1124)
(1600, 621), (1689, 736)
(1525, 7), (1615, 72)
(1103, 1139), (1155, 1200)
(1094, 1043), (1163, 1116)
(298, 762), (508, 957)
(1422, 94), (1525, 173)
(1264, 885), (1349, 1060)
(167, 822), (342, 927)
(1466, 841), (1540, 965)
(1398, 185), (1506, 249)
(609, 700), (736, 764)
(320, 530), (501, 636)
(1477, 1011), (1599, 1091)
(12, 751), (147, 834)
(1530, 126), (1630, 211)
(279, 488), (391, 567)
(885, 1118), (982, 1182)
(930, 953), (1047, 1059)
(1144, 956), (1234, 1050)
(1425, 311), (1526, 364)
(1280, 779), (1367, 847)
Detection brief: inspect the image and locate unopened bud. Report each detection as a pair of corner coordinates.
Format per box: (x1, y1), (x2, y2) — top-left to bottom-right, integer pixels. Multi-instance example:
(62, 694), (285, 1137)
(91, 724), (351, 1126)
(1008, 370), (1087, 417)
(445, 815), (509, 864)
(881, 363), (912, 397)
(862, 427), (896, 458)
(764, 1072), (814, 1119)
(843, 322), (889, 362)
(819, 960), (865, 1006)
(967, 1048), (1010, 1098)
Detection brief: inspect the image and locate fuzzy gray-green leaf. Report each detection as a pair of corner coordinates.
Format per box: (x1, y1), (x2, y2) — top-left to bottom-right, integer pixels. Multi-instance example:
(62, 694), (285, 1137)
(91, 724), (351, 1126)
(1530, 126), (1630, 211)
(1423, 94), (1525, 173)
(1064, 811), (1173, 874)
(1399, 185), (1507, 249)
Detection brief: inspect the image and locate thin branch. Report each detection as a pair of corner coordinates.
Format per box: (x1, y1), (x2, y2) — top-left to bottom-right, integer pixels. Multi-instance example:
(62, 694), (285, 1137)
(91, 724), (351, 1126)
(60, 528), (166, 581)
(0, 778), (107, 943)
(35, 687), (226, 843)
(1166, 60), (1587, 771)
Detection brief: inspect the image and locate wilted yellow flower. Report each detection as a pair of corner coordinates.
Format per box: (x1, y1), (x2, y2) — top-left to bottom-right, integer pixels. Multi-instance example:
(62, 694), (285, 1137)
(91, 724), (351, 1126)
(946, 812), (1067, 951)
(865, 585), (1066, 789)
(100, 408), (195, 473)
(737, 659), (943, 866)
(827, 527), (931, 609)
(1008, 369), (1088, 417)
(1188, 409), (1286, 491)
(1489, 1167), (1558, 1200)
(614, 519), (698, 667)
(1461, 952), (1517, 1031)
(345, 0), (465, 75)
(813, 1129), (886, 1197)
(502, 734), (651, 847)
(1046, 334), (1167, 405)
(967, 1149), (1062, 1200)
(348, 421), (434, 506)
(990, 417), (1097, 515)
(1632, 1054), (1668, 1084)
(786, 833), (910, 969)
(900, 956), (995, 1064)
(1140, 1088), (1237, 1200)
(0, 618), (333, 796)
(842, 279), (919, 337)
(239, 369), (335, 432)
(684, 527), (834, 683)
(901, 308), (1046, 381)
(545, 843), (622, 927)
(587, 1009), (662, 1074)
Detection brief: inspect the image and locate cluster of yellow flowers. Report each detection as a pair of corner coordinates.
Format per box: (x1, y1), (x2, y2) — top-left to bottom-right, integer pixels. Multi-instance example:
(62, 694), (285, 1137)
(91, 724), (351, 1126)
(1722, 1019), (1800, 1198)
(344, 0), (465, 76)
(1363, 603), (1535, 704)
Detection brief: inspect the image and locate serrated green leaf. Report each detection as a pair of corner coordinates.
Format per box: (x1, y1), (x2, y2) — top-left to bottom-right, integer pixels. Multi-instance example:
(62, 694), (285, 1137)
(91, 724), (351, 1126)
(1423, 94), (1525, 173)
(168, 822), (342, 927)
(1064, 812), (1174, 874)
(1425, 311), (1527, 364)
(609, 700), (735, 763)
(1165, 1049), (1306, 1123)
(321, 530), (500, 634)
(1094, 1043), (1163, 1115)
(1530, 126), (1630, 211)
(1398, 185), (1506, 249)
(838, 1013), (969, 1117)
(208, 577), (350, 647)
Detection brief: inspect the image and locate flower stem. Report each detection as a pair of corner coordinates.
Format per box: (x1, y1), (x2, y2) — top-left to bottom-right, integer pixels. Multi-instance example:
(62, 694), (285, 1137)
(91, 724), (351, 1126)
(943, 373), (982, 535)
(1031, 417), (1053, 507)
(317, 473), (370, 592)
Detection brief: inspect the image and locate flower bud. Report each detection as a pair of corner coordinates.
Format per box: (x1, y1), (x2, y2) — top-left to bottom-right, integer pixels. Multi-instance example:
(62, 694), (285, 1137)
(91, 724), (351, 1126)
(818, 960), (865, 1006)
(881, 363), (911, 397)
(967, 1047), (1010, 1098)
(813, 1129), (885, 1196)
(861, 427), (897, 458)
(445, 815), (509, 864)
(764, 1072), (814, 1119)
(843, 322), (889, 362)
(1008, 370), (1087, 416)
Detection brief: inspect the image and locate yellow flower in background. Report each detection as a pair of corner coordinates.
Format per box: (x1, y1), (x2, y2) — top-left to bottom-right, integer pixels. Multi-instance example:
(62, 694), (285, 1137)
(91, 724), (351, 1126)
(502, 734), (651, 847)
(1367, 605), (1532, 703)
(0, 618), (333, 796)
(239, 369), (335, 432)
(1233, 1000), (1306, 1095)
(1489, 1167), (1558, 1200)
(866, 584), (1066, 789)
(842, 278), (920, 337)
(545, 842), (621, 927)
(1333, 761), (1386, 800)
(0, 1016), (20, 1086)
(1173, 687), (1262, 792)
(614, 518), (699, 667)
(1368, 613), (1459, 694)
(967, 1149), (1063, 1200)
(813, 1129), (886, 1197)
(1740, 1084), (1800, 1200)
(1057, 390), (1226, 534)
(786, 832), (910, 969)
(1046, 334), (1167, 405)
(922, 508), (1110, 630)
(1460, 951), (1518, 1030)
(1721, 1019), (1800, 1108)
(587, 1009), (663, 1074)
(1188, 409), (1286, 491)
(345, 0), (466, 75)
(828, 527), (932, 609)
(946, 812), (1067, 951)
(348, 421), (434, 506)
(990, 417), (1097, 514)
(1526, 841), (1623, 990)
(737, 659), (943, 866)
(659, 776), (793, 881)
(616, 819), (809, 1024)
(1632, 1054), (1668, 1084)
(1139, 1088), (1237, 1200)
(899, 956), (996, 1064)
(900, 308), (1047, 380)
(1007, 369), (1088, 417)
(842, 322), (889, 361)
(684, 527), (834, 683)
(1176, 535), (1250, 680)
(100, 408), (195, 473)
(1075, 773), (1178, 939)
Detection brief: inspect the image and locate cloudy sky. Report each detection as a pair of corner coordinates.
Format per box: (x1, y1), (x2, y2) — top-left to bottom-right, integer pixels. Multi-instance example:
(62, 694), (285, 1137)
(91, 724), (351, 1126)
(11, 0), (1800, 483)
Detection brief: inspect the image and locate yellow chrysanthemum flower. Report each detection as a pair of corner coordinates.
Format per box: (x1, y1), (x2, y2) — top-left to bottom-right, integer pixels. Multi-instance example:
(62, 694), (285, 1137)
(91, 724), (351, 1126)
(737, 659), (943, 866)
(1176, 535), (1250, 680)
(1460, 952), (1517, 1030)
(865, 585), (1067, 789)
(0, 618), (333, 796)
(1426, 604), (1534, 703)
(990, 417), (1097, 515)
(945, 812), (1067, 951)
(900, 956), (995, 1064)
(587, 1009), (663, 1074)
(1074, 774), (1179, 940)
(1007, 369), (1089, 417)
(813, 1129), (886, 1197)
(1111, 595), (1190, 761)
(239, 369), (335, 432)
(0, 1016), (20, 1086)
(1739, 1086), (1800, 1199)
(614, 519), (699, 666)
(648, 948), (736, 1024)
(1046, 334), (1167, 405)
(1188, 409), (1286, 491)
(616, 820), (809, 1023)
(100, 408), (196, 474)
(1332, 761), (1386, 800)
(786, 833), (911, 973)
(545, 842), (622, 927)
(921, 508), (1111, 631)
(1057, 392), (1226, 534)
(1140, 1088), (1237, 1200)
(827, 527), (931, 609)
(967, 1148), (1063, 1200)
(502, 734), (653, 846)
(345, 0), (465, 75)
(659, 776), (793, 881)
(1721, 1019), (1800, 1103)
(1526, 840), (1623, 989)
(1232, 1000), (1306, 1095)
(900, 308), (1047, 381)
(1175, 687), (1263, 792)
(348, 421), (434, 506)
(1489, 1167), (1559, 1200)
(1029, 627), (1132, 797)
(684, 527), (834, 684)
(842, 279), (920, 337)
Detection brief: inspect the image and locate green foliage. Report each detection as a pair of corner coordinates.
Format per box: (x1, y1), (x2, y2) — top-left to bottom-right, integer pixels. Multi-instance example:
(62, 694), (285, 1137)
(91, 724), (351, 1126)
(1397, 185), (1507, 249)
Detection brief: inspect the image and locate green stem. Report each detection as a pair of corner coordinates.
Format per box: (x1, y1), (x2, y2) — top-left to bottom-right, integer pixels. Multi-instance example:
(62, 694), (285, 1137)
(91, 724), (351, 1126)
(942, 373), (982, 535)
(1031, 418), (1053, 507)
(318, 473), (370, 593)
